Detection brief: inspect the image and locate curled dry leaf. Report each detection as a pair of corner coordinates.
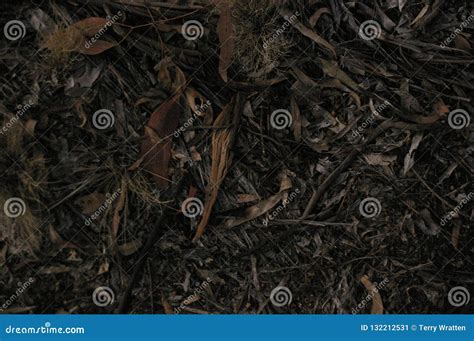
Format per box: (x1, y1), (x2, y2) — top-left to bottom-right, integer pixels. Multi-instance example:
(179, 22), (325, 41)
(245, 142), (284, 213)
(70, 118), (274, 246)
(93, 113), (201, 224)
(360, 275), (384, 314)
(185, 87), (213, 125)
(158, 58), (187, 94)
(309, 8), (331, 28)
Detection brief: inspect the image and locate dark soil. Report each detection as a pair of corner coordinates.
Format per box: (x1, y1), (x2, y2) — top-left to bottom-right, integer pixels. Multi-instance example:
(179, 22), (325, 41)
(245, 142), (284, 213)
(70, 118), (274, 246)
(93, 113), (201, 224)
(0, 0), (473, 314)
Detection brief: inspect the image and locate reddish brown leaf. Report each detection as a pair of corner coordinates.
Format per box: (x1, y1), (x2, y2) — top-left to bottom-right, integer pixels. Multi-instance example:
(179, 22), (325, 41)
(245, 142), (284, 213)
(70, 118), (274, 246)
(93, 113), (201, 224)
(360, 275), (384, 314)
(216, 2), (235, 82)
(134, 95), (182, 189)
(76, 40), (116, 55)
(72, 17), (110, 37)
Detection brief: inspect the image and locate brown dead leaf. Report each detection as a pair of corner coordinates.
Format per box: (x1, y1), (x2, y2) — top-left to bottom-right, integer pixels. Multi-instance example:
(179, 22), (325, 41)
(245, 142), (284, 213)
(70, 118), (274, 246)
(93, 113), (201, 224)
(309, 8), (331, 28)
(130, 94), (182, 189)
(451, 225), (460, 249)
(48, 225), (78, 249)
(161, 297), (174, 314)
(185, 87), (213, 125)
(158, 58), (187, 94)
(216, 1), (235, 82)
(416, 209), (441, 236)
(290, 95), (301, 142)
(360, 275), (384, 314)
(224, 191), (288, 228)
(403, 132), (423, 176)
(193, 94), (243, 241)
(24, 119), (37, 136)
(75, 192), (105, 215)
(97, 259), (110, 275)
(73, 17), (110, 37)
(454, 35), (471, 50)
(79, 40), (116, 55)
(363, 153), (397, 167)
(111, 179), (127, 241)
(411, 4), (430, 26)
(236, 194), (260, 203)
(319, 58), (358, 91)
(117, 239), (142, 256)
(67, 17), (117, 55)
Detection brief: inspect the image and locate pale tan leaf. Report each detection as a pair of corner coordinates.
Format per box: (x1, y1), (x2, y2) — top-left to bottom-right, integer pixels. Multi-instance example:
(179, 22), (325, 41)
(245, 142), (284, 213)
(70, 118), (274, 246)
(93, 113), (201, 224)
(360, 275), (384, 314)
